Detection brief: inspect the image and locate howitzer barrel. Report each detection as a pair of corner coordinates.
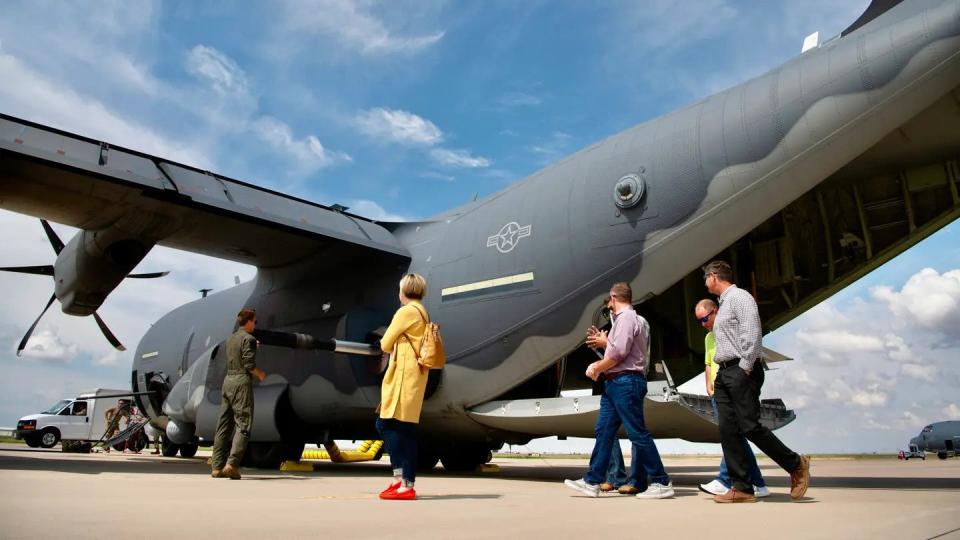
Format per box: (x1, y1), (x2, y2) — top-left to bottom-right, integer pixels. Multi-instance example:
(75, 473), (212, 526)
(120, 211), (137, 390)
(253, 329), (381, 356)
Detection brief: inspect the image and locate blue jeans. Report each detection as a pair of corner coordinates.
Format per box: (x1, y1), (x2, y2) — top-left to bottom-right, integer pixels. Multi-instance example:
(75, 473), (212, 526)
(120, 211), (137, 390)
(585, 373), (669, 486)
(605, 440), (647, 489)
(711, 397), (766, 488)
(376, 417), (418, 483)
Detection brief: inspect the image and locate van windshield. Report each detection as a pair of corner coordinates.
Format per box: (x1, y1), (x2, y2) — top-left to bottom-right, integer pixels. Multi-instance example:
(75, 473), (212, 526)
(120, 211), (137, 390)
(42, 400), (71, 414)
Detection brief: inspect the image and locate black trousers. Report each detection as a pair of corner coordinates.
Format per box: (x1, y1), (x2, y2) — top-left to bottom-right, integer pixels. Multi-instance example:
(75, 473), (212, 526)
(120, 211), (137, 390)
(713, 362), (800, 492)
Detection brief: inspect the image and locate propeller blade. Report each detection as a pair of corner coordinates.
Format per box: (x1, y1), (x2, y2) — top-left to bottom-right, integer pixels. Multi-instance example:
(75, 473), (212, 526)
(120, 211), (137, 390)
(92, 312), (126, 351)
(0, 265), (55, 276)
(40, 219), (65, 255)
(16, 293), (57, 357)
(126, 271), (170, 279)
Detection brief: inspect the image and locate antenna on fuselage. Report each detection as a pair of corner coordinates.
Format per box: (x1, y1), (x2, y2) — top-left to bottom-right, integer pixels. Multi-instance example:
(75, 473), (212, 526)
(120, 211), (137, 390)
(199, 288), (213, 298)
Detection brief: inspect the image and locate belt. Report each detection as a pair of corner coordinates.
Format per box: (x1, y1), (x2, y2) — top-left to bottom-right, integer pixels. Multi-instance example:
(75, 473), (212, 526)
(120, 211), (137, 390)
(716, 359), (741, 370)
(604, 370), (643, 381)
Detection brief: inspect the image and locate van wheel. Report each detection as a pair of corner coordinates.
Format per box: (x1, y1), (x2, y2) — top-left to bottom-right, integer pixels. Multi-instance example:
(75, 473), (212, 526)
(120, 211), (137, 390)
(24, 435), (41, 448)
(39, 429), (60, 449)
(179, 443), (199, 458)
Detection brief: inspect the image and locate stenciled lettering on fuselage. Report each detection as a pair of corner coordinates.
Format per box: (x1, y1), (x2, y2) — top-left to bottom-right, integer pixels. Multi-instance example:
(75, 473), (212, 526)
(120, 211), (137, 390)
(487, 222), (532, 253)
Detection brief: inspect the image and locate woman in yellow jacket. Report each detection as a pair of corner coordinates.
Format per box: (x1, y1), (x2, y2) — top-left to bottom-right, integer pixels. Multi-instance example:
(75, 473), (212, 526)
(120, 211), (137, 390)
(377, 273), (431, 500)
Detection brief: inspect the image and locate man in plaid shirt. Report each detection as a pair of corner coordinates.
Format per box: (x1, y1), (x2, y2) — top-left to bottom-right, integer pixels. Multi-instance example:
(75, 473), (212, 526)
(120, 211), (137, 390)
(704, 260), (810, 503)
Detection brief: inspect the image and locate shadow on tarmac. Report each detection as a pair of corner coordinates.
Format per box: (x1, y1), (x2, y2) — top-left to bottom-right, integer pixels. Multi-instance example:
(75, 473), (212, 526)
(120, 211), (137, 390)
(2, 448), (959, 491)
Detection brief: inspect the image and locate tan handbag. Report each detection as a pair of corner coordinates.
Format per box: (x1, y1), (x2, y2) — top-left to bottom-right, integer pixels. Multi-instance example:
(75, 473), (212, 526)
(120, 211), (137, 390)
(404, 304), (446, 370)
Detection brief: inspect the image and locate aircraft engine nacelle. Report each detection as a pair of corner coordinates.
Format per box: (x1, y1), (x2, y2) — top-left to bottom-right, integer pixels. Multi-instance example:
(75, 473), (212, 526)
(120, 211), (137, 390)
(54, 228), (156, 316)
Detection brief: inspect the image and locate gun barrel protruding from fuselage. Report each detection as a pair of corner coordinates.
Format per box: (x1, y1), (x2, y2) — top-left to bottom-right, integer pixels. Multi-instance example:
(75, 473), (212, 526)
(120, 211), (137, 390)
(252, 329), (382, 357)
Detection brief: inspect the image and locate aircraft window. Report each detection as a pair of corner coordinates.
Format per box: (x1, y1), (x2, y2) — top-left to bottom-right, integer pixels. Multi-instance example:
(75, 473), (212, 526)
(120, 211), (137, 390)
(922, 426), (933, 432)
(613, 174), (645, 209)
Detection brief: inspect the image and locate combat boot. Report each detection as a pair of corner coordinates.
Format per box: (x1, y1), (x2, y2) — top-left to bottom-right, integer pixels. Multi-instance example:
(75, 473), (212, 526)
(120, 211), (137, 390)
(222, 464), (242, 480)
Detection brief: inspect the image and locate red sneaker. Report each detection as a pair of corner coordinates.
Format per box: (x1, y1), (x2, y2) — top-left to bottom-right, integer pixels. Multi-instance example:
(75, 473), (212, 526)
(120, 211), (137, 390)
(379, 481), (401, 497)
(381, 488), (416, 500)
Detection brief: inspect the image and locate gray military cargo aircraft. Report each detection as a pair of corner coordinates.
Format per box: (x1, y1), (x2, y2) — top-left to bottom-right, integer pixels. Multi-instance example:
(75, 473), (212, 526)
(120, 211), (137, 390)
(2, 0), (960, 469)
(910, 421), (960, 459)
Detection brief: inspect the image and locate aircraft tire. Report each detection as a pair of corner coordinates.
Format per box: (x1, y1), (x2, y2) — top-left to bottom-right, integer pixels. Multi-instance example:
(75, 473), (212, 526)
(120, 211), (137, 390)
(179, 443), (199, 458)
(938, 451), (948, 460)
(39, 428), (60, 449)
(440, 447), (493, 472)
(161, 439), (180, 457)
(417, 450), (440, 471)
(243, 441), (304, 469)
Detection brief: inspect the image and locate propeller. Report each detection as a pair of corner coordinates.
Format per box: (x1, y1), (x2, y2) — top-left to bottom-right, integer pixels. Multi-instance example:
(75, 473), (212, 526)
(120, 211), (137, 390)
(1, 219), (165, 356)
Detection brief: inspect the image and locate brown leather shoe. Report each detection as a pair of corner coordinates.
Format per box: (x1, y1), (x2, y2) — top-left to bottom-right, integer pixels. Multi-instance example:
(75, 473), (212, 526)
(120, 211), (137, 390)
(618, 485), (639, 495)
(714, 488), (757, 503)
(599, 482), (615, 492)
(211, 469), (224, 478)
(790, 455), (810, 500)
(222, 464), (242, 480)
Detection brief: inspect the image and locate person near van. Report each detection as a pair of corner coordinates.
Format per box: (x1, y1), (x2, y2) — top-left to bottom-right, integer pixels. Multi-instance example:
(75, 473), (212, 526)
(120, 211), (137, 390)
(703, 260), (810, 502)
(564, 282), (673, 499)
(376, 273), (432, 501)
(694, 298), (769, 498)
(211, 308), (267, 480)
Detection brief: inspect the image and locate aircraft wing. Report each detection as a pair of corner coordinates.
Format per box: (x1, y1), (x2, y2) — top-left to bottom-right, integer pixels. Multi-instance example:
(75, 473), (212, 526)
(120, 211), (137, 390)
(762, 347), (793, 364)
(0, 114), (409, 267)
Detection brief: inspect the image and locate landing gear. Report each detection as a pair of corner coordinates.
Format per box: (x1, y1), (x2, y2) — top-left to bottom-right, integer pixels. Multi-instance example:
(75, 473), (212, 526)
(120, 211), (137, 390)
(178, 443), (199, 458)
(242, 441), (306, 469)
(439, 447), (494, 472)
(161, 437), (180, 457)
(417, 450), (441, 471)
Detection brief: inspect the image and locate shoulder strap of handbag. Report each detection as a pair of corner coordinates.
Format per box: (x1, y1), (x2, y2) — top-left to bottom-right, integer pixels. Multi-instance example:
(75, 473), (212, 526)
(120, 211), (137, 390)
(401, 304), (429, 360)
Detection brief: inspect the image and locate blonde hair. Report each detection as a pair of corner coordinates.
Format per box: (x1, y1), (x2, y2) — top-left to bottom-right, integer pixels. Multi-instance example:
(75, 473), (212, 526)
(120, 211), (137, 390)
(399, 273), (427, 300)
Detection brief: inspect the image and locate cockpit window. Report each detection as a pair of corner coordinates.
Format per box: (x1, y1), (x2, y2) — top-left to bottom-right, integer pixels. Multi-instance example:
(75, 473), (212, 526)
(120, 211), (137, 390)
(922, 426), (933, 432)
(42, 400), (71, 415)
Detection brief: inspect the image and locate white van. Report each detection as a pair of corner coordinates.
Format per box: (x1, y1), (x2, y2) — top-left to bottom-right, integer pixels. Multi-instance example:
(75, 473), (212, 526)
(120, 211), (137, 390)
(15, 388), (134, 450)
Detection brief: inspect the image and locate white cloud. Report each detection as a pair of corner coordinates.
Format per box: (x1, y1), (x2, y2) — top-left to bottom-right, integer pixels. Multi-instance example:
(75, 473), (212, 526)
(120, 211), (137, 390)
(429, 148), (491, 169)
(346, 200), (408, 222)
(944, 404), (960, 420)
(355, 108), (443, 146)
(901, 363), (937, 382)
(17, 329), (79, 362)
(354, 108), (489, 169)
(93, 350), (123, 367)
(850, 385), (888, 408)
(871, 268), (960, 334)
(185, 45), (249, 95)
(795, 329), (885, 355)
(0, 51), (211, 169)
(252, 116), (351, 170)
(279, 0), (444, 56)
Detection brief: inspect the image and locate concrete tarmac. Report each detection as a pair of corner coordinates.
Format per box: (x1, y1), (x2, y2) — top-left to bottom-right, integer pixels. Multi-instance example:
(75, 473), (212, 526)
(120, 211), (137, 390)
(1, 444), (959, 539)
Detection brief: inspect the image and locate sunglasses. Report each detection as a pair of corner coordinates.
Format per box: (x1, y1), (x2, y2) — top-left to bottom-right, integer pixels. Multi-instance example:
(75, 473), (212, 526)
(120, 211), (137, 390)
(697, 310), (715, 324)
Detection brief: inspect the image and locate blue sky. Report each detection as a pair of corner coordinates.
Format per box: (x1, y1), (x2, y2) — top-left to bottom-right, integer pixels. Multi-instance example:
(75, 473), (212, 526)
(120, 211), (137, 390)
(2, 0), (958, 454)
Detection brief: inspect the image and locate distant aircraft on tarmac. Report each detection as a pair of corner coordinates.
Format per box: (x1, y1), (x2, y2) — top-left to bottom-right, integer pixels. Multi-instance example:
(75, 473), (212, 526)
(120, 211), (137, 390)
(1, 0), (959, 469)
(910, 421), (960, 459)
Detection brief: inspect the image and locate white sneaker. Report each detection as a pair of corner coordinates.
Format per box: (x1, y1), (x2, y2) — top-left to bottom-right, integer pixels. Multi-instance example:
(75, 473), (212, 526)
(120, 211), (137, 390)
(698, 479), (730, 496)
(564, 478), (600, 498)
(636, 482), (675, 499)
(754, 485), (770, 498)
